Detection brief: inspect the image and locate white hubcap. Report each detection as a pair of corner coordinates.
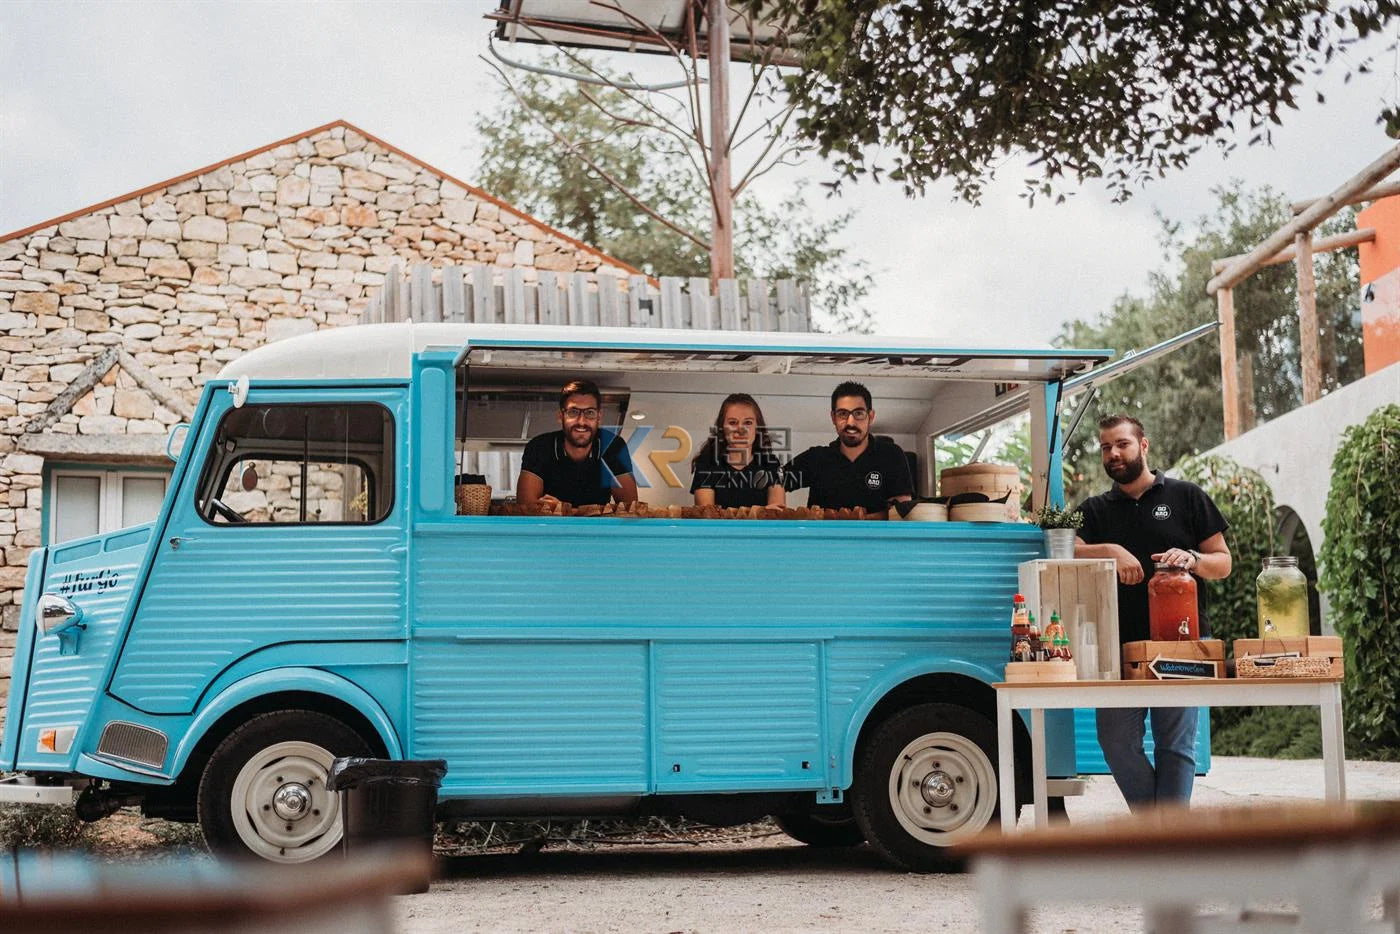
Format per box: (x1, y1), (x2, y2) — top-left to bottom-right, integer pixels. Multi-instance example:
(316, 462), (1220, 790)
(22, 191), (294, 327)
(230, 740), (341, 863)
(887, 730), (997, 846)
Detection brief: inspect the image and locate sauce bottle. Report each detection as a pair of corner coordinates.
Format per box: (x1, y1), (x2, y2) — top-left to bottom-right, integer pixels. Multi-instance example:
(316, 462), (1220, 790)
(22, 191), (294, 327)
(1010, 594), (1031, 661)
(1148, 562), (1198, 640)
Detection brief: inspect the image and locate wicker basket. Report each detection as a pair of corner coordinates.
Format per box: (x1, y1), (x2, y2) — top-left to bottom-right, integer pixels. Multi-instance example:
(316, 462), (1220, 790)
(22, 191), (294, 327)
(455, 483), (492, 516)
(1236, 654), (1334, 679)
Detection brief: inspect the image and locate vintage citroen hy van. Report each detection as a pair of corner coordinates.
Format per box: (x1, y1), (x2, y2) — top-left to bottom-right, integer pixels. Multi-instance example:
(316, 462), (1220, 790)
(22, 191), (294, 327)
(0, 321), (1168, 870)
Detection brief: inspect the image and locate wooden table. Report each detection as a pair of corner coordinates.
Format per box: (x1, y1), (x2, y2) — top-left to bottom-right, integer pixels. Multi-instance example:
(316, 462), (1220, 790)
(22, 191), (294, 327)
(959, 800), (1400, 934)
(994, 677), (1346, 832)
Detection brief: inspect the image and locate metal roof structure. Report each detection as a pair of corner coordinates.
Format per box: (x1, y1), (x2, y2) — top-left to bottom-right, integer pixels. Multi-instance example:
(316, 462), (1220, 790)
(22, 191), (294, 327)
(487, 0), (801, 65)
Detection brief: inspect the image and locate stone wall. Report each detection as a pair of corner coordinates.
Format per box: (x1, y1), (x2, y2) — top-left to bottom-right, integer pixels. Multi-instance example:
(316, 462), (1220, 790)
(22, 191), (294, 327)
(0, 121), (634, 718)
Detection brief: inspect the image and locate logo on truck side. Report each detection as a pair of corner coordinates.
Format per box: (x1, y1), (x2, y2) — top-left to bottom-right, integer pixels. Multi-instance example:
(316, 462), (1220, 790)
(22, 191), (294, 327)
(54, 569), (120, 595)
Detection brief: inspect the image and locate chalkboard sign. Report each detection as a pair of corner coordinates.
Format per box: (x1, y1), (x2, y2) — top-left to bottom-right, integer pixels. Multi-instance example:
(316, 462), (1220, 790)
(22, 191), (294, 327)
(1149, 656), (1219, 680)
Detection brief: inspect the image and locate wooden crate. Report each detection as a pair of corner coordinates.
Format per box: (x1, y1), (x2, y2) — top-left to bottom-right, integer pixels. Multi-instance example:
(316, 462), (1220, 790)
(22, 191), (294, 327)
(1234, 636), (1344, 679)
(1018, 559), (1119, 679)
(1004, 660), (1078, 682)
(1122, 640), (1225, 680)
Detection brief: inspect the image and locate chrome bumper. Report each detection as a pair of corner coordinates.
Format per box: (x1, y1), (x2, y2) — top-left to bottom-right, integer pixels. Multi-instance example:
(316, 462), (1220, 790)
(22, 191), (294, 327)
(0, 774), (77, 805)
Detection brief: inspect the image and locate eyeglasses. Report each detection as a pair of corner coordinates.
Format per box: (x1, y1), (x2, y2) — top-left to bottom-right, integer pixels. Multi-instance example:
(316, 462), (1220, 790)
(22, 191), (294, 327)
(833, 408), (869, 422)
(563, 407), (600, 420)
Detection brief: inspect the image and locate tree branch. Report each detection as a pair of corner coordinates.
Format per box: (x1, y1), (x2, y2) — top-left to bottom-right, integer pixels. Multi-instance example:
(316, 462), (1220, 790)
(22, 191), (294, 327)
(488, 61), (711, 251)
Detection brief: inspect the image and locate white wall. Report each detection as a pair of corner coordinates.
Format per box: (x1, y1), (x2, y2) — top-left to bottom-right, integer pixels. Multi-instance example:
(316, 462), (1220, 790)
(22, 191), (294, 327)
(1206, 362), (1400, 626)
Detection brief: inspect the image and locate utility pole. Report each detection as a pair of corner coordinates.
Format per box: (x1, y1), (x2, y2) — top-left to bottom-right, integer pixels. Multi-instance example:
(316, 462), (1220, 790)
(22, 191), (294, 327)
(707, 0), (734, 283)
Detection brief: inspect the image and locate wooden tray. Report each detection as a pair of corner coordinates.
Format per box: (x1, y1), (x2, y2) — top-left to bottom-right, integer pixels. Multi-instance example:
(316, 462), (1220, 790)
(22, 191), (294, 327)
(1004, 659), (1078, 682)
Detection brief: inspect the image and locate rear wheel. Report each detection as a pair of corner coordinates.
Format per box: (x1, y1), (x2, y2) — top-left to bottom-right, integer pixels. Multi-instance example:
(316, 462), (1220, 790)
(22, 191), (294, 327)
(774, 800), (865, 847)
(852, 703), (1003, 872)
(197, 710), (371, 863)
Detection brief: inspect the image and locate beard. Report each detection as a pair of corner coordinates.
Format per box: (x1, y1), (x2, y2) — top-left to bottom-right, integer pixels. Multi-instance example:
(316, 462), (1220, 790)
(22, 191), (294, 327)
(1105, 453), (1146, 484)
(839, 427), (866, 448)
(565, 423), (596, 450)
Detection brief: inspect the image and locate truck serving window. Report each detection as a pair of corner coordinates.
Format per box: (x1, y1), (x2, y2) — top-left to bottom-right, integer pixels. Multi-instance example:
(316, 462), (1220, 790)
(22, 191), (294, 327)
(195, 403), (394, 525)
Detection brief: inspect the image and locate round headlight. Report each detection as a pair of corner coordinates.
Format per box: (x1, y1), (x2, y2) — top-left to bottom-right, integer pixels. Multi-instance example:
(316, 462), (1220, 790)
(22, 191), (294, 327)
(37, 593), (82, 634)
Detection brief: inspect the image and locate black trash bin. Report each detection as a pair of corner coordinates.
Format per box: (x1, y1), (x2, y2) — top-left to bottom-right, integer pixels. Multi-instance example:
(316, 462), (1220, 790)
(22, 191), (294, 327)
(327, 757), (447, 893)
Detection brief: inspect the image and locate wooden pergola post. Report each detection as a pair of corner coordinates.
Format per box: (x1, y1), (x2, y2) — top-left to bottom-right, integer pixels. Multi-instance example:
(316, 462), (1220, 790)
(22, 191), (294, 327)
(1217, 287), (1240, 440)
(1295, 231), (1322, 404)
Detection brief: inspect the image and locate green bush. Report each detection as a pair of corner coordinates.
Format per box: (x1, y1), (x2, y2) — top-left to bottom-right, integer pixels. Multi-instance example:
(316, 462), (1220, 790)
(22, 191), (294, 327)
(1173, 453), (1277, 648)
(0, 804), (90, 849)
(1210, 707), (1322, 759)
(1319, 403), (1400, 749)
(1173, 454), (1276, 733)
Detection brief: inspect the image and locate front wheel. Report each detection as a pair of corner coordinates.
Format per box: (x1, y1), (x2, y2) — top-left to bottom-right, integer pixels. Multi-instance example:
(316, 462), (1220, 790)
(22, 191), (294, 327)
(852, 703), (1003, 872)
(197, 710), (372, 863)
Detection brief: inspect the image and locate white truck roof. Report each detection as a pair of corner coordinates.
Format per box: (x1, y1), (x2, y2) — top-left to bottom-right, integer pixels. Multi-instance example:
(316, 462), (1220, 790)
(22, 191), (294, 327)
(218, 322), (1112, 383)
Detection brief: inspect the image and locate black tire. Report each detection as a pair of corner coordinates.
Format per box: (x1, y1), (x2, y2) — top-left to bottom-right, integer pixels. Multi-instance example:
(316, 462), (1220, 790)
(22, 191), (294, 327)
(197, 709), (372, 863)
(774, 801), (866, 847)
(852, 703), (1004, 872)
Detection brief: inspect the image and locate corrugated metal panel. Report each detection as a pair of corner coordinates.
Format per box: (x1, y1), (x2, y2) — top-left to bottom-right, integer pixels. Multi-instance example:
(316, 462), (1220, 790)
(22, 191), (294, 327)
(1, 555), (45, 768)
(413, 642), (648, 793)
(415, 521), (1043, 632)
(111, 529), (405, 713)
(14, 528), (150, 771)
(414, 521), (1059, 790)
(653, 642), (822, 788)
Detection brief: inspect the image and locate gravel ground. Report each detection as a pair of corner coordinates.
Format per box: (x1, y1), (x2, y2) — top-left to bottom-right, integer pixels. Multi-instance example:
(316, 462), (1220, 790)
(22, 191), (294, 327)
(395, 757), (1400, 933)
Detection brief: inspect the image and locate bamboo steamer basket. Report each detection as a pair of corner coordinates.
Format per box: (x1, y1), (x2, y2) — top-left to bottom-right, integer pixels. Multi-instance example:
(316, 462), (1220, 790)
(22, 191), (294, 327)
(940, 462), (1022, 520)
(949, 502), (1011, 523)
(888, 502), (946, 521)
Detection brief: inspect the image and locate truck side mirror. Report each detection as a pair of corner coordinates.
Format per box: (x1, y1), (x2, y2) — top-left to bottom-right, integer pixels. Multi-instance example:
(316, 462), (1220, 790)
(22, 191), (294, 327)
(166, 424), (189, 462)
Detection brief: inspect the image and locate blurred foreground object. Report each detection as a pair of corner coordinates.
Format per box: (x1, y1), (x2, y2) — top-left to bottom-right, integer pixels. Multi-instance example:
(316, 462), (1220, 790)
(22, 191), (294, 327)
(959, 800), (1400, 933)
(0, 843), (429, 933)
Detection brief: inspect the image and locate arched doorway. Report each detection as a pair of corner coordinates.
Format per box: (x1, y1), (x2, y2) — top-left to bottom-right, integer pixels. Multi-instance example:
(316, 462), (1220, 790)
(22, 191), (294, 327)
(1274, 505), (1322, 635)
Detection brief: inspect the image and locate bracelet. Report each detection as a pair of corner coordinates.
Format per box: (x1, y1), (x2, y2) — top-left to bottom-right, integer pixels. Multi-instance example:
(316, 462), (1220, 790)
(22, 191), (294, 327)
(1189, 549), (1201, 568)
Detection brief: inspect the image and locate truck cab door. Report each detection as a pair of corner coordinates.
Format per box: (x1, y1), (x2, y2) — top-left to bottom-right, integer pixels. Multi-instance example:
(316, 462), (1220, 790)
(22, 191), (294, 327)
(109, 389), (409, 715)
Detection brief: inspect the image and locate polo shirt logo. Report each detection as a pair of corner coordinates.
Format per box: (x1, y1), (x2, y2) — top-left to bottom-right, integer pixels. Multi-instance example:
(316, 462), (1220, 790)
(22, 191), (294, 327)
(1153, 504), (1171, 520)
(865, 471), (882, 489)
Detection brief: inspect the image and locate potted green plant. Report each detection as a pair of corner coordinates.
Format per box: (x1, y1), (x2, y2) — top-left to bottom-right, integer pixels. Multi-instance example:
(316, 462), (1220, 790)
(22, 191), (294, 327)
(1035, 504), (1083, 560)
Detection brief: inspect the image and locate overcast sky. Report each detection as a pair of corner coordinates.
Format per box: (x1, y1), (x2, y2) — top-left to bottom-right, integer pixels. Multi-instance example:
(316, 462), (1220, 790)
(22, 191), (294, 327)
(3, 0), (1398, 346)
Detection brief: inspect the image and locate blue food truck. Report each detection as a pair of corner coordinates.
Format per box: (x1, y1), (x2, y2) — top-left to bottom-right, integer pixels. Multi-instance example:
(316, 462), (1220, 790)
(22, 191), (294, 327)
(0, 321), (1199, 869)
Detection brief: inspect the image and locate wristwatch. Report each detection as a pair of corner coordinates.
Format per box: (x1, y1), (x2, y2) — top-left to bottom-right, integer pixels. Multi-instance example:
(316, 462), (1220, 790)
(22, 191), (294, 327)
(1188, 549), (1202, 569)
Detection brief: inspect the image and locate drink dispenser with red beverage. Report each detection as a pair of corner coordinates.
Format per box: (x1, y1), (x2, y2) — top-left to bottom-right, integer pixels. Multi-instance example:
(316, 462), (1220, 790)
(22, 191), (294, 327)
(1148, 563), (1198, 640)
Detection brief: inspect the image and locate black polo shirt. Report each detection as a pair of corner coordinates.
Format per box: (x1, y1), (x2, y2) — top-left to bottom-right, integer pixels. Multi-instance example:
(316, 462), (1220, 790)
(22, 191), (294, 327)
(1077, 471), (1228, 644)
(520, 429), (633, 507)
(690, 452), (784, 508)
(785, 437), (913, 511)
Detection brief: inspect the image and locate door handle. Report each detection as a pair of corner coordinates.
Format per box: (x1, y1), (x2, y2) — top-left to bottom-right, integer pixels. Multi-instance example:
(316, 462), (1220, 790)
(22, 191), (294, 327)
(169, 536), (199, 551)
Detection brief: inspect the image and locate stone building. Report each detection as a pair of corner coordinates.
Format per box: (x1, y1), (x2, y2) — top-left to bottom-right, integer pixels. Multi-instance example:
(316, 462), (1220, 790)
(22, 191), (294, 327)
(0, 119), (637, 711)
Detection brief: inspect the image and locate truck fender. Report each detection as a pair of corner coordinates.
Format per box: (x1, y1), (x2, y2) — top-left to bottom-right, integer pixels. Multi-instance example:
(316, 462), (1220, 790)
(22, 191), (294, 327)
(168, 667), (403, 779)
(835, 657), (1001, 788)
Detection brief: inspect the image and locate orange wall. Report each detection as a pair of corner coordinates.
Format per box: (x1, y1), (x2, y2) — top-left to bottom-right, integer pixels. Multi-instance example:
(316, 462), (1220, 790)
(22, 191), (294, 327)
(1356, 195), (1400, 373)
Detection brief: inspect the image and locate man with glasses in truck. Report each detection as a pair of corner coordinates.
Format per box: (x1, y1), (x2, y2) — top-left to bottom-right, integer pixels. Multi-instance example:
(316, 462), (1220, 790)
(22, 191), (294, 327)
(785, 381), (914, 512)
(517, 378), (639, 508)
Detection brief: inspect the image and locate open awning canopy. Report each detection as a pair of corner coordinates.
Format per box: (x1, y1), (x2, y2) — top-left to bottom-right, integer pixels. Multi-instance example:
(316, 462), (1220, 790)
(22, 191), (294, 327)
(455, 327), (1113, 384)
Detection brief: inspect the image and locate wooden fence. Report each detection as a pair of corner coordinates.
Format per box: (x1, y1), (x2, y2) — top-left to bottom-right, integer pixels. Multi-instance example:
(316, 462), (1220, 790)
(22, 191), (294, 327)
(364, 262), (811, 332)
